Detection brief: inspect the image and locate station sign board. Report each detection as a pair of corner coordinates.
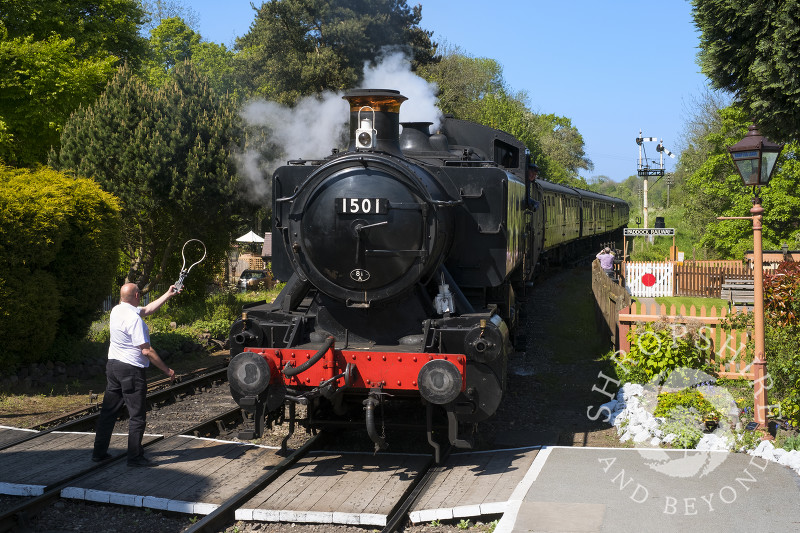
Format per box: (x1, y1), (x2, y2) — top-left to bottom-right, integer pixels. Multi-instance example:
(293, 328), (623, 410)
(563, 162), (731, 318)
(624, 227), (675, 237)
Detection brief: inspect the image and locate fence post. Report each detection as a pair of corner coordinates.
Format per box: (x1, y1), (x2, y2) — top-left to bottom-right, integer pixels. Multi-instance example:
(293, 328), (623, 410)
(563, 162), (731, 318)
(618, 304), (631, 353)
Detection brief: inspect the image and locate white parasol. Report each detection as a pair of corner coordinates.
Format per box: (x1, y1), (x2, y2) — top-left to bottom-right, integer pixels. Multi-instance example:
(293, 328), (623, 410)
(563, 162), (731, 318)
(235, 230), (265, 243)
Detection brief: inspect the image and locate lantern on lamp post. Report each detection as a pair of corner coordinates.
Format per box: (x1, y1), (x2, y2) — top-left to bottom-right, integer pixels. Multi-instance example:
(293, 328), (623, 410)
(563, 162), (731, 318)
(728, 125), (784, 188)
(228, 246), (240, 284)
(723, 124), (784, 428)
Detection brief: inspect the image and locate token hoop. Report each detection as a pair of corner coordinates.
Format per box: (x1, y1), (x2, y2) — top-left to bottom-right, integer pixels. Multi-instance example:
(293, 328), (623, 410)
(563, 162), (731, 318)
(173, 239), (207, 292)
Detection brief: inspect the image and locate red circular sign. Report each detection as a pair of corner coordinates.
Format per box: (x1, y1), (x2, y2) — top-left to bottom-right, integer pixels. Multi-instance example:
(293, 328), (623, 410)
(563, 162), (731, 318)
(641, 273), (657, 287)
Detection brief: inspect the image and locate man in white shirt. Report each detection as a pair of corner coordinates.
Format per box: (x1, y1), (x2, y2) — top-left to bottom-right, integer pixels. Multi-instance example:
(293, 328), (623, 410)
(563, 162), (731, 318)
(92, 283), (178, 466)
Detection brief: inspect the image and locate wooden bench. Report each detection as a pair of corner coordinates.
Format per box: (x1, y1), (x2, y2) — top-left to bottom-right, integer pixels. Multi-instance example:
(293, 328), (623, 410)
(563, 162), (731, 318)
(720, 278), (755, 304)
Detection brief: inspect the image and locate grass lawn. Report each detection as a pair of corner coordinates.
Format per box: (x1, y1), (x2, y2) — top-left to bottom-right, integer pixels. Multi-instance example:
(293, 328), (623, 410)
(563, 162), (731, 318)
(654, 296), (728, 313)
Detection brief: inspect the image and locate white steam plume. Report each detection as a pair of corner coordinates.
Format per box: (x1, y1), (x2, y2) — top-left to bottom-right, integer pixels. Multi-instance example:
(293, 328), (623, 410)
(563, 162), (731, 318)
(236, 49), (441, 203)
(236, 91), (349, 202)
(363, 49), (441, 130)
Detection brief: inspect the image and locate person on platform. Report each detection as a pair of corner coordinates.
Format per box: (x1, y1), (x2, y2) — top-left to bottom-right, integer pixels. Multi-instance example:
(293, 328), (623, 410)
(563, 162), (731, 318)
(92, 283), (179, 467)
(597, 247), (616, 278)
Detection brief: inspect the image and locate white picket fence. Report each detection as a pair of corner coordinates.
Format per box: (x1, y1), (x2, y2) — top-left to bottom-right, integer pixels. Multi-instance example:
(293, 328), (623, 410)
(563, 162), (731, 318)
(625, 261), (674, 297)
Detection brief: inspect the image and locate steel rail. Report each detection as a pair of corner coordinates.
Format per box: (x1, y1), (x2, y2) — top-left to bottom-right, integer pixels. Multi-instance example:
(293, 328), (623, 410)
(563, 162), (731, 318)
(380, 445), (452, 533)
(0, 367), (229, 452)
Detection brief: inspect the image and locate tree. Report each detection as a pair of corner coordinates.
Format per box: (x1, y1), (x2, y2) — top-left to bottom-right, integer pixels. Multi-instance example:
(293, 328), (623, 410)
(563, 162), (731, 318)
(418, 49), (590, 187)
(140, 0), (199, 36)
(0, 165), (121, 368)
(683, 105), (800, 258)
(145, 17), (241, 98)
(417, 47), (505, 119)
(235, 0), (437, 103)
(0, 119), (12, 162)
(0, 31), (117, 166)
(51, 63), (242, 292)
(675, 89), (729, 193)
(531, 114), (594, 180)
(588, 175), (640, 211)
(692, 0), (800, 142)
(0, 0), (147, 166)
(1, 0), (147, 64)
(148, 16), (200, 72)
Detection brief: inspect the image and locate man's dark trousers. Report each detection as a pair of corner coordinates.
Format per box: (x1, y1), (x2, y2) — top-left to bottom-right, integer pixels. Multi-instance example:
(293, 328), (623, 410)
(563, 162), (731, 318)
(93, 359), (148, 461)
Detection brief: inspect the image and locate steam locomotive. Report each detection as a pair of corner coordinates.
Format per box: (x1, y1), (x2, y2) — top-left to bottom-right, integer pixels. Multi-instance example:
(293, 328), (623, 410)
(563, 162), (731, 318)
(227, 89), (628, 455)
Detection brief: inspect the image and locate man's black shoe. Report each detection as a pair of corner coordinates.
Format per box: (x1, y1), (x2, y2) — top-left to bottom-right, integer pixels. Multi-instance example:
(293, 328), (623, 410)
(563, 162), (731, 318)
(91, 453), (112, 462)
(127, 455), (154, 467)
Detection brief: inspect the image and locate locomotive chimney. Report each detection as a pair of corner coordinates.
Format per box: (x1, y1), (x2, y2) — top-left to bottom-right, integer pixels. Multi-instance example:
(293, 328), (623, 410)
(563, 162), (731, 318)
(343, 89), (407, 156)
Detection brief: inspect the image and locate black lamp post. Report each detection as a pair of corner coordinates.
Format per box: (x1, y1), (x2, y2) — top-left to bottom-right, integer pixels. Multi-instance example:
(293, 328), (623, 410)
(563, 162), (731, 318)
(723, 124), (784, 427)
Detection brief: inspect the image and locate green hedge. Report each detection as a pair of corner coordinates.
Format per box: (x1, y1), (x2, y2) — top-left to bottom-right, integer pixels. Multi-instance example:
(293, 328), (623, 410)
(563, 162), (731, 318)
(0, 165), (121, 371)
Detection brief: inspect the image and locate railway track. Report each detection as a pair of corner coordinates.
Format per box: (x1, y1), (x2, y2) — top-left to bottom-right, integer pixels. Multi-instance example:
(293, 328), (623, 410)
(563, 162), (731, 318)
(183, 432), (327, 533)
(1, 413), (460, 533)
(1, 409), (539, 533)
(0, 404), (245, 532)
(30, 363), (228, 432)
(0, 365), (231, 454)
(0, 364), (242, 532)
(180, 434), (453, 533)
(380, 445), (452, 533)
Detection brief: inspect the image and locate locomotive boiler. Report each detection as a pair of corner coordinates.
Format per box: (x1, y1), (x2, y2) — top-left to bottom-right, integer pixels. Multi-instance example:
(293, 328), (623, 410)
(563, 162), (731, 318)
(227, 89), (627, 455)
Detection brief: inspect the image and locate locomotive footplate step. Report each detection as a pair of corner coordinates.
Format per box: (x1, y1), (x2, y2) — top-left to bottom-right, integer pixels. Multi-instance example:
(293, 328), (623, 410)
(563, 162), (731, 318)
(235, 451), (430, 526)
(61, 435), (282, 514)
(409, 446), (540, 523)
(0, 430), (160, 496)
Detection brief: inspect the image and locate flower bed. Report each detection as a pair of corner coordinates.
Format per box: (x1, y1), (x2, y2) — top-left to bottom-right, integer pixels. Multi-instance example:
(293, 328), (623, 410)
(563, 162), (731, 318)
(603, 382), (800, 475)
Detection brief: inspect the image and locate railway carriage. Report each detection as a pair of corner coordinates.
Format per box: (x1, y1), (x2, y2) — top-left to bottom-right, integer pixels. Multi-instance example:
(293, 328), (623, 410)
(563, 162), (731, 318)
(227, 89), (627, 455)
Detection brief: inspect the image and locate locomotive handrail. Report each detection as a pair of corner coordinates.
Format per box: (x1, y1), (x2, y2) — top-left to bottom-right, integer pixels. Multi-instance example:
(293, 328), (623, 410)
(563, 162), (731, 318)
(365, 249), (427, 256)
(274, 188), (303, 203)
(443, 160), (497, 167)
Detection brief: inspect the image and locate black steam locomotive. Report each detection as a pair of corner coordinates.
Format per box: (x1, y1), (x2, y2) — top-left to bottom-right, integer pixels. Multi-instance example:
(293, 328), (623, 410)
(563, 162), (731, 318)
(227, 89), (628, 455)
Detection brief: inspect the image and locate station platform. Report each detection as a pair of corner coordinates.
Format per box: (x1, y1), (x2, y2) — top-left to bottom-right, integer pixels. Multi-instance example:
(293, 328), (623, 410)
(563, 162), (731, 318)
(4, 425), (800, 532)
(0, 426), (160, 496)
(495, 446), (800, 533)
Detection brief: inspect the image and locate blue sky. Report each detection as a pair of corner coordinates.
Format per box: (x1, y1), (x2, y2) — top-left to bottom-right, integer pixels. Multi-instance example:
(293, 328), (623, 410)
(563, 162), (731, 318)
(190, 1), (712, 182)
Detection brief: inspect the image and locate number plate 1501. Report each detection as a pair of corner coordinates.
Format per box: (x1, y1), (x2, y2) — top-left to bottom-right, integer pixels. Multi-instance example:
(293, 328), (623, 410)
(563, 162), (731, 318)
(336, 198), (388, 215)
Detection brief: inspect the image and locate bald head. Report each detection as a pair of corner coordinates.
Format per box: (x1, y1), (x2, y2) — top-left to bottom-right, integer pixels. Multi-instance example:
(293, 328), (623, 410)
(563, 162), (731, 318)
(120, 283), (140, 305)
